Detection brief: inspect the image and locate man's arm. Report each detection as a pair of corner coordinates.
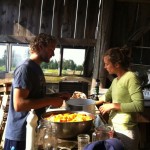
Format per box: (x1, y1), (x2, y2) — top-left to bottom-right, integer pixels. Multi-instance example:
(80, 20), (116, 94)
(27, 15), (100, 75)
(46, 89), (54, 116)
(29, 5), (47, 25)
(13, 88), (70, 112)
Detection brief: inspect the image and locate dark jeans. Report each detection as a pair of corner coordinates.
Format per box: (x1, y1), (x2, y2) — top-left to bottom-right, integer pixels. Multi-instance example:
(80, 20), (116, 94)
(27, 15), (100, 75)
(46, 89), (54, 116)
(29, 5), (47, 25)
(4, 139), (25, 150)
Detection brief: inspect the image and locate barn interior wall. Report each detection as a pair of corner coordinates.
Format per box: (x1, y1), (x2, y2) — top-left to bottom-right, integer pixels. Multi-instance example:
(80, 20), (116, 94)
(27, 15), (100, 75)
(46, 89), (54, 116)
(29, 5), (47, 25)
(110, 1), (150, 64)
(0, 0), (150, 86)
(107, 1), (150, 86)
(0, 0), (99, 46)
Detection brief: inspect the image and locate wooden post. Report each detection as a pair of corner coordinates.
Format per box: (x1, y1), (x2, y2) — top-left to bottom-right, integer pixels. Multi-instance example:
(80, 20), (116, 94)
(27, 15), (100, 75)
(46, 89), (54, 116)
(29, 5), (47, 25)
(91, 0), (114, 93)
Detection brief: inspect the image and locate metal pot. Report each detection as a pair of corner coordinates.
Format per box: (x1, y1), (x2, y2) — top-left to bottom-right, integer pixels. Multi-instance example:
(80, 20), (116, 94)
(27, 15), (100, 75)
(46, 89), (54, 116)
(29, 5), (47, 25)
(41, 110), (95, 139)
(66, 99), (96, 114)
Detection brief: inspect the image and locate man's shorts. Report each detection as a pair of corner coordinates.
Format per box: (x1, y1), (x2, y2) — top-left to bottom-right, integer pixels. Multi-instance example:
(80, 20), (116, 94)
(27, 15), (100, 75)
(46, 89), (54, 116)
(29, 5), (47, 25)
(4, 139), (25, 150)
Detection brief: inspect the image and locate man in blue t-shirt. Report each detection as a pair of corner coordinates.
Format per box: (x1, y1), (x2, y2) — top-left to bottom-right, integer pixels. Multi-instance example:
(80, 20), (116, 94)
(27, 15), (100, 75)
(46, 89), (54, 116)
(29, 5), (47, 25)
(4, 33), (70, 150)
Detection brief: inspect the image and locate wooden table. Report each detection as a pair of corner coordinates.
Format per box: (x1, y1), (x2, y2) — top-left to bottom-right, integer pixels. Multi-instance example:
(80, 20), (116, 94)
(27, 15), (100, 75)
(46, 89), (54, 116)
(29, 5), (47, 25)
(135, 100), (150, 149)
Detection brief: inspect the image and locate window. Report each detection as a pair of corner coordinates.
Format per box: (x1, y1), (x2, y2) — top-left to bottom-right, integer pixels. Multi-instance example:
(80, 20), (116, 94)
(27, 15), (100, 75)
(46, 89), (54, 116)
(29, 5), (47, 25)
(41, 48), (86, 76)
(10, 44), (29, 71)
(0, 44), (8, 72)
(41, 48), (60, 75)
(0, 43), (86, 77)
(62, 48), (85, 75)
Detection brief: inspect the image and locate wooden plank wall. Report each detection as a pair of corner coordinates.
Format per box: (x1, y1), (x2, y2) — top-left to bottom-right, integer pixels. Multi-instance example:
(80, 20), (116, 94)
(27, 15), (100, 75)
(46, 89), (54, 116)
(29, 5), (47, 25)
(0, 0), (99, 46)
(111, 2), (150, 47)
(0, 0), (19, 35)
(91, 0), (114, 89)
(18, 0), (41, 36)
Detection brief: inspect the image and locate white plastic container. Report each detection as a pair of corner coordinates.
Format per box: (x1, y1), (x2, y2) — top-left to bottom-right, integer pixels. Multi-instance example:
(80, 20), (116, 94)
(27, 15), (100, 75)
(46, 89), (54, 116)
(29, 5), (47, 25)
(26, 109), (38, 150)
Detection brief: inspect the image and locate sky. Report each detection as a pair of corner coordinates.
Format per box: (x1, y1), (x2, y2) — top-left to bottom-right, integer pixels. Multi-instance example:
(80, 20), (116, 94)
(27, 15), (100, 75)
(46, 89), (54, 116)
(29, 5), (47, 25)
(51, 48), (85, 65)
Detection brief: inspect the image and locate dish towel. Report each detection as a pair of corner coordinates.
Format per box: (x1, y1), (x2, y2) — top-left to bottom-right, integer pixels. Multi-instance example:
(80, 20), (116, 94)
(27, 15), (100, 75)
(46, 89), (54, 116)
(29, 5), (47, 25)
(84, 138), (124, 150)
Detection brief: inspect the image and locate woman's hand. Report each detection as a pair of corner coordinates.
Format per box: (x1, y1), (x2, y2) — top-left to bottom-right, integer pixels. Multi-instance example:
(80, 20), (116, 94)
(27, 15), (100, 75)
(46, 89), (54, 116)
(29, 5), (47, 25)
(99, 103), (121, 115)
(99, 103), (112, 114)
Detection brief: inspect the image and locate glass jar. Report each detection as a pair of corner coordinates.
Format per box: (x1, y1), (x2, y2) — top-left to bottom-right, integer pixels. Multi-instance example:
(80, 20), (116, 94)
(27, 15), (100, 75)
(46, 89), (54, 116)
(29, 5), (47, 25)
(92, 124), (114, 142)
(78, 134), (90, 150)
(35, 119), (58, 150)
(43, 127), (57, 150)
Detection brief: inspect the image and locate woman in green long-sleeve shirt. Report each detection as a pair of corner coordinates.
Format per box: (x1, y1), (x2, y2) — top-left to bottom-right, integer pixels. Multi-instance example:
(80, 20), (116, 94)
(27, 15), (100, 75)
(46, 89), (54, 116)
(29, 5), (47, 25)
(98, 47), (144, 150)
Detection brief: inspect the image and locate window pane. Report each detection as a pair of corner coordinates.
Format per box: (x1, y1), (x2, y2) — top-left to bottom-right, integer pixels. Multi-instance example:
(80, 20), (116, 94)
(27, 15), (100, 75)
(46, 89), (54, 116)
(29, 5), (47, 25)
(11, 45), (29, 71)
(62, 48), (85, 75)
(41, 48), (60, 75)
(0, 44), (8, 72)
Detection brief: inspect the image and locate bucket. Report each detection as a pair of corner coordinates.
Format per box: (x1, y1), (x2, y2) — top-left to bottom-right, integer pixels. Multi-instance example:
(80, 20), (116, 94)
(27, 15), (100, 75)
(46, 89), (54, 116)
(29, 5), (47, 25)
(66, 99), (96, 114)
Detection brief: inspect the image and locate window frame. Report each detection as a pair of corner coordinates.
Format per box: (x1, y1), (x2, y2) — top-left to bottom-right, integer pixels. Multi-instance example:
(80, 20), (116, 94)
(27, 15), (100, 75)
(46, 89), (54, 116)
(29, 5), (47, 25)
(41, 45), (87, 76)
(0, 43), (9, 73)
(0, 43), (89, 77)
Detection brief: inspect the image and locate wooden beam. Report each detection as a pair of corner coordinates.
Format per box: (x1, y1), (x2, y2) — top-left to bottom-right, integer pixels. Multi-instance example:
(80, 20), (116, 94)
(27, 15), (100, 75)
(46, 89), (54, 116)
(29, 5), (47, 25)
(116, 0), (150, 3)
(0, 35), (97, 47)
(58, 38), (96, 47)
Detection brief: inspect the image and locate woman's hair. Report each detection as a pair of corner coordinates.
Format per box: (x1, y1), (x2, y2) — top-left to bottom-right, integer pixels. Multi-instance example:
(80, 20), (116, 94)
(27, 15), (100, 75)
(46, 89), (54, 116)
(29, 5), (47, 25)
(104, 47), (131, 69)
(29, 33), (57, 51)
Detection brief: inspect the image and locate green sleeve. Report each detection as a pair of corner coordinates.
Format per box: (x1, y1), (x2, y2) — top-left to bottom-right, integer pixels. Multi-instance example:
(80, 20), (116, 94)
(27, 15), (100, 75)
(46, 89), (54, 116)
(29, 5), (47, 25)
(121, 75), (144, 112)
